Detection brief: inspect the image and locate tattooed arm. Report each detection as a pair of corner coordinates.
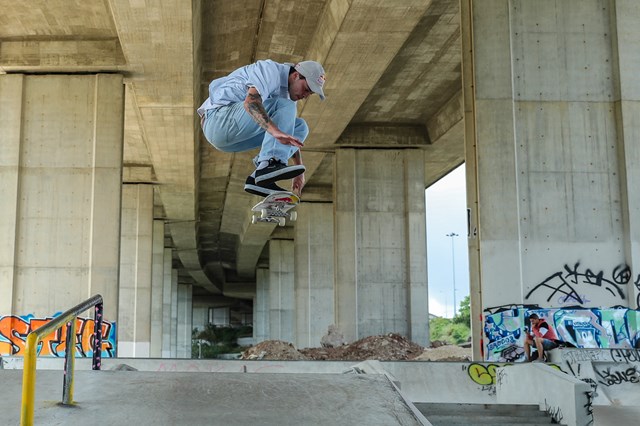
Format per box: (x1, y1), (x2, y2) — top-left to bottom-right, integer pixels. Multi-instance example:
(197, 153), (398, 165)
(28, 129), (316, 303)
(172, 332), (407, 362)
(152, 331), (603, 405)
(244, 87), (303, 148)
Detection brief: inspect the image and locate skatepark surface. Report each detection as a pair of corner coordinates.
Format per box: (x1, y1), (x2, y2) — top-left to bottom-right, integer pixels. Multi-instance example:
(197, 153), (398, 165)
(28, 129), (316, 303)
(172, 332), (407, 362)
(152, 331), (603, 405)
(0, 369), (426, 425)
(1, 357), (638, 425)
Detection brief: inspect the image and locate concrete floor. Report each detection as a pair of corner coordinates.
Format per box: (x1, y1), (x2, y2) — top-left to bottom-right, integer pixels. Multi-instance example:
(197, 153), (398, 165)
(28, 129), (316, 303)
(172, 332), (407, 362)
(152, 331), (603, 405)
(1, 370), (425, 425)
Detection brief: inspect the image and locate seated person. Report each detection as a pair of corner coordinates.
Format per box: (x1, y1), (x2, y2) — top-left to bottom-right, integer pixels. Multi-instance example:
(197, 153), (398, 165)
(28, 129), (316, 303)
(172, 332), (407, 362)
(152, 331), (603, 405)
(524, 313), (559, 362)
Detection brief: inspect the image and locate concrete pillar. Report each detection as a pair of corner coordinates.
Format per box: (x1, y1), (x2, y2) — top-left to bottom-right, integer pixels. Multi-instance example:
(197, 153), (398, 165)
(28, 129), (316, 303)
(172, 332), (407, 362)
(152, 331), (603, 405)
(118, 184), (154, 357)
(463, 0), (640, 313)
(460, 0), (483, 361)
(335, 149), (429, 345)
(612, 0), (640, 308)
(170, 269), (178, 357)
(294, 203), (335, 348)
(268, 239), (295, 342)
(150, 220), (165, 357)
(0, 74), (123, 320)
(161, 248), (173, 357)
(176, 283), (193, 358)
(254, 267), (270, 343)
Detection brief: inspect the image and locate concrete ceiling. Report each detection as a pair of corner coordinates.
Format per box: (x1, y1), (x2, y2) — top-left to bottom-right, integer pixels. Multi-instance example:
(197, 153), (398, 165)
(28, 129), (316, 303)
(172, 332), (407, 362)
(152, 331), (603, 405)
(0, 0), (464, 299)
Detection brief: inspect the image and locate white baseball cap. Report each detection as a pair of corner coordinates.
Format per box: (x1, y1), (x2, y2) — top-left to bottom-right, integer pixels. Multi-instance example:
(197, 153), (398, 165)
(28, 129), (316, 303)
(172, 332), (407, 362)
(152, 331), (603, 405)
(294, 61), (326, 100)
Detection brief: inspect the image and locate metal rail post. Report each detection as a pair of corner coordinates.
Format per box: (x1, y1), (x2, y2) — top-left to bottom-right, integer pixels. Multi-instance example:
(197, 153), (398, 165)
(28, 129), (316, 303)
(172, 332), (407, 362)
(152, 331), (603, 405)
(20, 294), (104, 426)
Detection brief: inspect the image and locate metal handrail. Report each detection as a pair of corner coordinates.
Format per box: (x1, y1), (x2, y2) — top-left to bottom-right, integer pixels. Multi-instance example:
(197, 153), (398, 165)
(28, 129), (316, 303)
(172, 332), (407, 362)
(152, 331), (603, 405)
(20, 294), (104, 426)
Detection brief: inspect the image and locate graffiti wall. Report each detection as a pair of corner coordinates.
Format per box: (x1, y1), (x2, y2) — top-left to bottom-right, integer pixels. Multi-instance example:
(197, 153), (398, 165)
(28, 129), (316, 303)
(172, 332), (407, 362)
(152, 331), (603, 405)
(524, 262), (639, 308)
(0, 314), (116, 358)
(484, 306), (640, 362)
(557, 348), (640, 407)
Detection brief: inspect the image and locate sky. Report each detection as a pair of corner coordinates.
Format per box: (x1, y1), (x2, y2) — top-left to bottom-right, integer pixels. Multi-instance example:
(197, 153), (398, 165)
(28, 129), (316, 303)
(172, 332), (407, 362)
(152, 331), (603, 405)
(425, 164), (470, 318)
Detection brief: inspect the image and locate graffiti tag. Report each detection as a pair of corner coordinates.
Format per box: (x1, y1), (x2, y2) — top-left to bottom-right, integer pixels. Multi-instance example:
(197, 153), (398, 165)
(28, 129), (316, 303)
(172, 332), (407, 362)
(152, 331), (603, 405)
(0, 314), (115, 357)
(467, 363), (500, 386)
(544, 399), (564, 424)
(526, 262), (631, 303)
(610, 349), (640, 363)
(594, 366), (639, 387)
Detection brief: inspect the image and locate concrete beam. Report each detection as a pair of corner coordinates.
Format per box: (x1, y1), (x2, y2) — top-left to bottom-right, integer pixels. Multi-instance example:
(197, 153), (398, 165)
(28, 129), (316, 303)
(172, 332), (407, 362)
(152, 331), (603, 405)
(337, 124), (429, 147)
(236, 223), (276, 279)
(0, 39), (125, 72)
(426, 90), (463, 144)
(300, 0), (434, 150)
(223, 282), (257, 300)
(123, 165), (155, 183)
(168, 221), (221, 294)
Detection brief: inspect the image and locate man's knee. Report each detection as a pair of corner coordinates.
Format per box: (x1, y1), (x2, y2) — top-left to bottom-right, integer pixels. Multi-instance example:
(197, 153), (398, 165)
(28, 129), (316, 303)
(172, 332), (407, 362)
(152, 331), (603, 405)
(295, 117), (309, 141)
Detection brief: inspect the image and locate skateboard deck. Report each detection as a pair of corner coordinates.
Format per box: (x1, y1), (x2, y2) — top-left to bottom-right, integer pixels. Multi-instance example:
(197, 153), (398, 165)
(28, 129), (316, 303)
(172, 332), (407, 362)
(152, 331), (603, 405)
(251, 191), (300, 227)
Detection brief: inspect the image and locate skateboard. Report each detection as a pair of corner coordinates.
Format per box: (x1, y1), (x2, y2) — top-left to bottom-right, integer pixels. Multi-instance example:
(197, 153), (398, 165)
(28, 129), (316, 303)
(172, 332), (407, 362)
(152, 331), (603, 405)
(251, 191), (300, 227)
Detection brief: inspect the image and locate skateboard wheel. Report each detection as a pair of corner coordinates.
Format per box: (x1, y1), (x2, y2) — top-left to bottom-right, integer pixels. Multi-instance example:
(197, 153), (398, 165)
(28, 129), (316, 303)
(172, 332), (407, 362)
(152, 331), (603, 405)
(289, 211), (297, 221)
(278, 218), (286, 227)
(251, 215), (258, 224)
(260, 209), (268, 219)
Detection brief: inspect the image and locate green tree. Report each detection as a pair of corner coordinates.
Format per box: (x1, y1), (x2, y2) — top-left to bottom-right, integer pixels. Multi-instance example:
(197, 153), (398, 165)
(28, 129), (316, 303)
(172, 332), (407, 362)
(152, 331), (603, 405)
(430, 296), (471, 345)
(453, 295), (470, 326)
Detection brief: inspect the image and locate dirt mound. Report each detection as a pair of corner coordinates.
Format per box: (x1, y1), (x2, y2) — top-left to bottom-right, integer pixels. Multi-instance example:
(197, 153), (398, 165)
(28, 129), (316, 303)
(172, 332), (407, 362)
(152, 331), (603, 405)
(301, 333), (424, 361)
(239, 334), (471, 362)
(240, 340), (309, 360)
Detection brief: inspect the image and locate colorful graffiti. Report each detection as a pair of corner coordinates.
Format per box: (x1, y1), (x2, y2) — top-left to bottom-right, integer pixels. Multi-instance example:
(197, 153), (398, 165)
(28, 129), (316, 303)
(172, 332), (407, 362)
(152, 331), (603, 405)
(0, 314), (116, 358)
(483, 306), (640, 362)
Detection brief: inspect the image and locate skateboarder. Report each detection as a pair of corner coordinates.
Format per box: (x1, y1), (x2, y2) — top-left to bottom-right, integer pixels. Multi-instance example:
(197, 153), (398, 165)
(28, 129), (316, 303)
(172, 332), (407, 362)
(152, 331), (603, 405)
(524, 313), (559, 362)
(197, 59), (326, 197)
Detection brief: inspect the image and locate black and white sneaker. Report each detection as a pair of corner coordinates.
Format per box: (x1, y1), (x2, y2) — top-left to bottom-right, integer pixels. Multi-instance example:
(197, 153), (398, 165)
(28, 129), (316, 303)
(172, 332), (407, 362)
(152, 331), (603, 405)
(254, 158), (305, 184)
(244, 175), (287, 197)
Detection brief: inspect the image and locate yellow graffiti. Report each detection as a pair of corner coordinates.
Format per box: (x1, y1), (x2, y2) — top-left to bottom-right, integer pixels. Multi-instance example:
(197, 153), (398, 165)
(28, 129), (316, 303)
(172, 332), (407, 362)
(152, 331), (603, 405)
(468, 362), (563, 386)
(468, 363), (500, 385)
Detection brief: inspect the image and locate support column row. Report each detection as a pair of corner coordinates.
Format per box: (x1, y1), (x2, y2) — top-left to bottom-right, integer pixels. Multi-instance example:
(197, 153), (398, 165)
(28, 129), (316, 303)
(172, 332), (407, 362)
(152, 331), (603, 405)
(118, 184), (187, 358)
(255, 149), (429, 348)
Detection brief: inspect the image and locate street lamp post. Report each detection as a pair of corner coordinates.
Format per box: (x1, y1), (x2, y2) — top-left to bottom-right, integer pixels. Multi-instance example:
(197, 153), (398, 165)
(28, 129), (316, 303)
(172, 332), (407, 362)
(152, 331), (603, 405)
(446, 232), (458, 317)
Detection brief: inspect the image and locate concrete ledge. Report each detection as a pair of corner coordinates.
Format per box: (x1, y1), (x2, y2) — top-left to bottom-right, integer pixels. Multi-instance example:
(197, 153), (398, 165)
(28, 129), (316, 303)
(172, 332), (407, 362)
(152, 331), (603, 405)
(346, 360), (432, 426)
(496, 364), (592, 426)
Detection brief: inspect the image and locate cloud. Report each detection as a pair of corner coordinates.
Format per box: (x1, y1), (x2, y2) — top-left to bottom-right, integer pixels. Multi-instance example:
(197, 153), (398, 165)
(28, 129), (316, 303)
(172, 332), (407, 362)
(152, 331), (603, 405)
(428, 297), (451, 318)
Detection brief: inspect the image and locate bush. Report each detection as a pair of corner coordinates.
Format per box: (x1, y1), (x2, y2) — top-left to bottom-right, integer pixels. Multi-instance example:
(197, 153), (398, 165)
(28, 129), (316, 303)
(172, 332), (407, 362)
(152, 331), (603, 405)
(191, 324), (253, 359)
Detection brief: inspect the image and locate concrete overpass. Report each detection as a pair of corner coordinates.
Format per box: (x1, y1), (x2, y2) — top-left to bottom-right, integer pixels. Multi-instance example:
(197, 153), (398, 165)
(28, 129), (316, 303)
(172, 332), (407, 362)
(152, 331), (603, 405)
(1, 0), (639, 361)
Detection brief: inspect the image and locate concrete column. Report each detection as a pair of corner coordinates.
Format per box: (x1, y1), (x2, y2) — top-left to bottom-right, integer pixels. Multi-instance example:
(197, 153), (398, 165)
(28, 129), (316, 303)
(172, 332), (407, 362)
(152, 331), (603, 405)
(335, 149), (429, 345)
(161, 248), (173, 357)
(176, 283), (193, 358)
(460, 0), (483, 361)
(612, 0), (640, 308)
(0, 74), (123, 320)
(294, 203), (335, 348)
(465, 0), (639, 312)
(268, 239), (295, 342)
(254, 267), (270, 343)
(405, 153), (429, 346)
(150, 220), (165, 357)
(118, 184), (154, 357)
(170, 269), (178, 357)
(0, 75), (22, 316)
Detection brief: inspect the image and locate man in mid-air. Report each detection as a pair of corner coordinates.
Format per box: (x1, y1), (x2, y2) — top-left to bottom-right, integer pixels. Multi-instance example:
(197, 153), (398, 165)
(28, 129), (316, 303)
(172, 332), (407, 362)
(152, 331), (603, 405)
(197, 59), (326, 197)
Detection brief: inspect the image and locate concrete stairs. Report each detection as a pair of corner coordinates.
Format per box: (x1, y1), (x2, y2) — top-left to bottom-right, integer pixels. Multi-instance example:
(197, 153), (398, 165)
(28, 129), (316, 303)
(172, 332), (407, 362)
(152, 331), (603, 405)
(415, 403), (559, 425)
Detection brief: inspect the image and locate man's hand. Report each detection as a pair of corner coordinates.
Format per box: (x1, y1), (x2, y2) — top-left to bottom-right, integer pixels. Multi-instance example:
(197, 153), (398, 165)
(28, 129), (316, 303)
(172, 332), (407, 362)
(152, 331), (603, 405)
(271, 128), (304, 148)
(292, 173), (305, 196)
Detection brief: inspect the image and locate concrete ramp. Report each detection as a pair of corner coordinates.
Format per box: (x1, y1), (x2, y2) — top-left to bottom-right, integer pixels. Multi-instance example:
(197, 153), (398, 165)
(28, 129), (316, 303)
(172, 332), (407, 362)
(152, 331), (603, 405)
(1, 370), (428, 425)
